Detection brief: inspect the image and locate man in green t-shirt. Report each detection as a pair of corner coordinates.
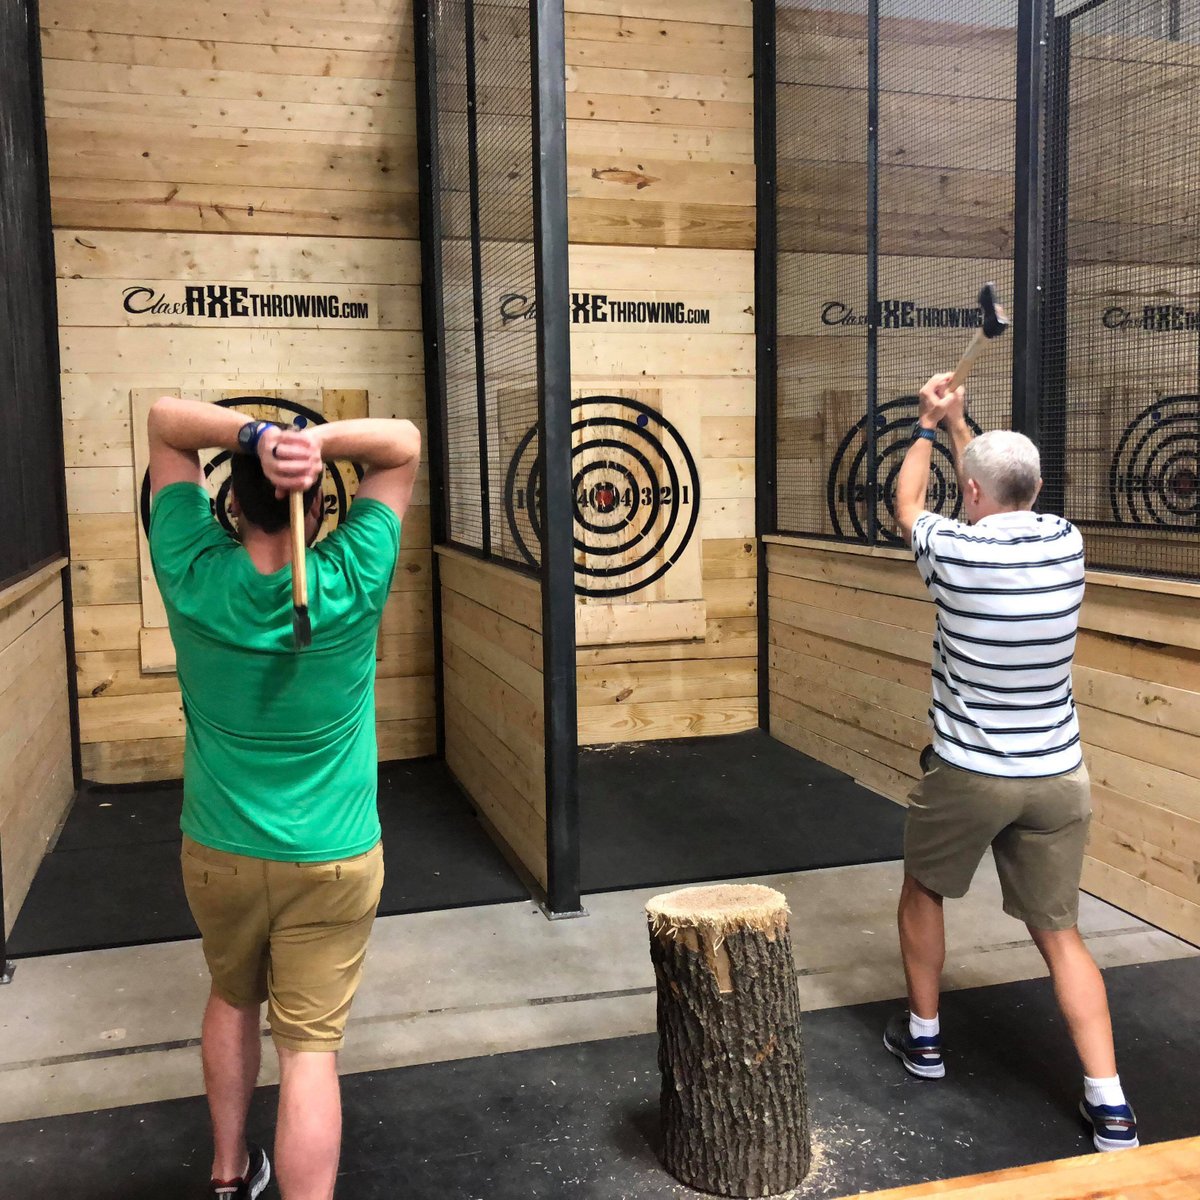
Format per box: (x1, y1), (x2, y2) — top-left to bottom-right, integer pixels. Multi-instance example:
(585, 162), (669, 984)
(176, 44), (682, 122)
(146, 396), (420, 1200)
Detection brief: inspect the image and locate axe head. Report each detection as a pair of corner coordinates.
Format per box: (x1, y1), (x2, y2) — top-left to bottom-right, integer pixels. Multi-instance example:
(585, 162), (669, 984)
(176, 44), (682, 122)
(979, 283), (1010, 339)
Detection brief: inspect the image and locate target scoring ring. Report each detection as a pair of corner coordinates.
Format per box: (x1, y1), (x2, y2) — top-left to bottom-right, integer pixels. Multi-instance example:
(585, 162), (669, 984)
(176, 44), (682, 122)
(828, 396), (981, 543)
(504, 396), (701, 598)
(1110, 395), (1200, 528)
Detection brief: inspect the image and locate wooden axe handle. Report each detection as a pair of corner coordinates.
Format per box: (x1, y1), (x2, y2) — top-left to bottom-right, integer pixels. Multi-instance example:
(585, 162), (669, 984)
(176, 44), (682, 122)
(289, 491), (308, 609)
(947, 328), (989, 392)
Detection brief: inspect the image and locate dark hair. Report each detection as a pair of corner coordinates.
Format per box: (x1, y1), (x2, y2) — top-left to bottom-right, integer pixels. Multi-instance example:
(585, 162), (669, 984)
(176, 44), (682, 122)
(230, 450), (322, 535)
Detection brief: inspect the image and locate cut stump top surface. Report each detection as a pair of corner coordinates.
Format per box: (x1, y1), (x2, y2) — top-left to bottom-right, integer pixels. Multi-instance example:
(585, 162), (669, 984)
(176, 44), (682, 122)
(646, 883), (790, 938)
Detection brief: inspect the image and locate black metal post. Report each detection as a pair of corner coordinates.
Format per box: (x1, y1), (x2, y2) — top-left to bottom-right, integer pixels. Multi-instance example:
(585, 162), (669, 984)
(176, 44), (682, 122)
(865, 0), (880, 544)
(464, 0), (492, 556)
(1013, 0), (1049, 445)
(753, 0), (777, 732)
(531, 0), (581, 917)
(413, 0), (450, 756)
(1039, 7), (1070, 516)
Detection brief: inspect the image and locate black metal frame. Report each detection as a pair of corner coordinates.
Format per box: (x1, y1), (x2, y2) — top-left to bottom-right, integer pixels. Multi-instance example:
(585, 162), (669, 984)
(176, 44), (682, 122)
(29, 0), (80, 791)
(532, 0), (581, 917)
(463, 2), (493, 558)
(2, 0), (76, 981)
(1013, 0), (1049, 445)
(414, 0), (579, 915)
(865, 0), (881, 544)
(753, 0), (777, 731)
(759, 2), (1054, 547)
(1039, 1), (1070, 519)
(413, 0), (450, 758)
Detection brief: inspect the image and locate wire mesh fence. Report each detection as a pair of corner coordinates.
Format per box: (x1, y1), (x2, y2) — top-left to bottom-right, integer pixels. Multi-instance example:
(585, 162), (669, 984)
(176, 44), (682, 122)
(1040, 0), (1200, 579)
(775, 1), (1018, 545)
(424, 0), (543, 569)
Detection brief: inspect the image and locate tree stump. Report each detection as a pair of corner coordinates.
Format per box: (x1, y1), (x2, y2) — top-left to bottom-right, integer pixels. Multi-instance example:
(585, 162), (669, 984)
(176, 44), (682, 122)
(646, 884), (810, 1197)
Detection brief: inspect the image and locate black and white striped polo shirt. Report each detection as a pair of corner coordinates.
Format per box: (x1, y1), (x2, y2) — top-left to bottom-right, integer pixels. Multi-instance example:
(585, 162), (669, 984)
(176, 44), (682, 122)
(911, 509), (1085, 778)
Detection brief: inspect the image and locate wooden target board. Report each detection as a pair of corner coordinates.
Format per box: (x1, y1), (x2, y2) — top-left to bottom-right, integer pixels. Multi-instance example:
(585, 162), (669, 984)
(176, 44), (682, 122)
(503, 390), (706, 645)
(827, 397), (983, 544)
(131, 387), (366, 670)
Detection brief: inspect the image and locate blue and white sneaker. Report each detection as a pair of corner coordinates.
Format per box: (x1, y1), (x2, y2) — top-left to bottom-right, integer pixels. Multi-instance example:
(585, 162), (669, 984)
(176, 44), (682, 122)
(883, 1011), (945, 1079)
(1080, 1098), (1139, 1152)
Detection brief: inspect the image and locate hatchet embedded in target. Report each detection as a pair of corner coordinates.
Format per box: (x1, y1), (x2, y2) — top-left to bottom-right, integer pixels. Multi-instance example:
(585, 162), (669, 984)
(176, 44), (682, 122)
(947, 283), (1010, 391)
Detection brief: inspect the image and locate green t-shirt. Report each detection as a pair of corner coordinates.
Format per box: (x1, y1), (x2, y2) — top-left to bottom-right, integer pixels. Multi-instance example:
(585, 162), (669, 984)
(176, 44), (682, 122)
(149, 482), (401, 862)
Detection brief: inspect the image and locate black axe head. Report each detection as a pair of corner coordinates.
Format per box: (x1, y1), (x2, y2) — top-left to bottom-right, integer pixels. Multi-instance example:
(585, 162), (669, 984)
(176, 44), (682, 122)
(979, 283), (1010, 339)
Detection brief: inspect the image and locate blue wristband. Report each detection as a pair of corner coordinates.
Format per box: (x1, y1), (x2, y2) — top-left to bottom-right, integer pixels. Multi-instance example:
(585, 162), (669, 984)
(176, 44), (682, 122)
(911, 426), (937, 442)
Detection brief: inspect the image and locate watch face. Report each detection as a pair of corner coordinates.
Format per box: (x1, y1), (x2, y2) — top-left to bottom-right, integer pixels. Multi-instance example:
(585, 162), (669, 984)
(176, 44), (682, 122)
(238, 421), (260, 452)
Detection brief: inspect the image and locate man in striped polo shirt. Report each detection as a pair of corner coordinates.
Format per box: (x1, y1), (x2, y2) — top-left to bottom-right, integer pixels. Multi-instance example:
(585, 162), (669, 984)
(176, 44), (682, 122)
(883, 372), (1137, 1152)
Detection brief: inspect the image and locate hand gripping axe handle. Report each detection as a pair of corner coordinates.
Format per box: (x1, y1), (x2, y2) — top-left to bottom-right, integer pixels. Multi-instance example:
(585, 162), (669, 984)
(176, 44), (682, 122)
(947, 283), (1010, 392)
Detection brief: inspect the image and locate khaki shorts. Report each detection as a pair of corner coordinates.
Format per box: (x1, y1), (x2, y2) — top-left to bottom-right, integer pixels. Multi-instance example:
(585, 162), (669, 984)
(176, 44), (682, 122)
(182, 836), (384, 1051)
(904, 752), (1092, 931)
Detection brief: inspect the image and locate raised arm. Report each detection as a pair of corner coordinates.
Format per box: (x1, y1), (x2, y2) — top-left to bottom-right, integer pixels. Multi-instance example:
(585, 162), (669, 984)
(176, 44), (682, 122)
(942, 386), (975, 504)
(315, 419), (422, 522)
(895, 373), (961, 546)
(147, 396), (316, 497)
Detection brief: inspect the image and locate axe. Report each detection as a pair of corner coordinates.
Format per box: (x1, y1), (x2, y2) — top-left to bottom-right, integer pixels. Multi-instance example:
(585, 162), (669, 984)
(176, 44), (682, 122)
(947, 283), (1010, 391)
(289, 491), (312, 649)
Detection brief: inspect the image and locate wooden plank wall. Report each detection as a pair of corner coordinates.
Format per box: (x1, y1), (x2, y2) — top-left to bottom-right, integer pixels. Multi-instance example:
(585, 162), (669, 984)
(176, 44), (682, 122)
(438, 549), (548, 889)
(40, 2), (434, 782)
(767, 539), (1200, 946)
(0, 576), (74, 934)
(565, 0), (759, 745)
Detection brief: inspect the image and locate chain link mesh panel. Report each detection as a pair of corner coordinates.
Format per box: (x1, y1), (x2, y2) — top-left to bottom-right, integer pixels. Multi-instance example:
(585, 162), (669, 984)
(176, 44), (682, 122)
(775, 3), (869, 538)
(0, 0), (65, 587)
(775, 2), (1018, 544)
(426, 0), (541, 569)
(434, 0), (485, 551)
(475, 0), (540, 566)
(1041, 0), (1200, 579)
(874, 1), (1017, 544)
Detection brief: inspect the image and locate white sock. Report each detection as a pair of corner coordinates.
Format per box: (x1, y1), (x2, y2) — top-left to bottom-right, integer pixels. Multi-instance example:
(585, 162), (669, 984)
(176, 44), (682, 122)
(1084, 1074), (1127, 1108)
(909, 1011), (940, 1040)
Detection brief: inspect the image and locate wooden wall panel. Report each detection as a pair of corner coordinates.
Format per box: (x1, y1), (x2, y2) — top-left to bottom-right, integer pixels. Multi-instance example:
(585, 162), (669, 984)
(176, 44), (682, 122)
(39, 1), (418, 239)
(438, 549), (548, 889)
(767, 539), (1200, 946)
(565, 0), (754, 251)
(0, 576), (74, 935)
(568, 240), (757, 744)
(564, 0), (755, 743)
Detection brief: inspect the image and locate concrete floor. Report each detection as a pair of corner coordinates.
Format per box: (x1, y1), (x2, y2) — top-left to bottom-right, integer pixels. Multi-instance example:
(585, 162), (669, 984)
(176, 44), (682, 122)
(1, 856), (1194, 1126)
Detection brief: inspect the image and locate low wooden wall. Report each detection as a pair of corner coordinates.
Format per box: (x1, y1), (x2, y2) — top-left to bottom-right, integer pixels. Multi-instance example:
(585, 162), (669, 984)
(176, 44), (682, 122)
(767, 537), (1200, 946)
(438, 549), (548, 890)
(0, 570), (74, 935)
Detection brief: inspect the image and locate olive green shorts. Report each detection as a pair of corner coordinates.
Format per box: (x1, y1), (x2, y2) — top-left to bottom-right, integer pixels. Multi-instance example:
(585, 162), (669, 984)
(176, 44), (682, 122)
(181, 836), (384, 1051)
(904, 752), (1092, 931)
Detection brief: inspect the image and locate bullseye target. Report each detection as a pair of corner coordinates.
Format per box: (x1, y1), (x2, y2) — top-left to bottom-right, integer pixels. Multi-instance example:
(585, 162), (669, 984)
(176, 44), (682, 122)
(1110, 395), (1200, 528)
(138, 397), (363, 539)
(827, 397), (982, 544)
(504, 396), (701, 598)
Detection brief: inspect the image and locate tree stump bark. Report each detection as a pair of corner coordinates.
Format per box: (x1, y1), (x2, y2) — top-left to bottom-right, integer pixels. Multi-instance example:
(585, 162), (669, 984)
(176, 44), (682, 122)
(646, 884), (810, 1197)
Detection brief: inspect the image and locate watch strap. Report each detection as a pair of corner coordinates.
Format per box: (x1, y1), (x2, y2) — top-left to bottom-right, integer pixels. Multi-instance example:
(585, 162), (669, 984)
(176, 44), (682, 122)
(911, 425), (937, 442)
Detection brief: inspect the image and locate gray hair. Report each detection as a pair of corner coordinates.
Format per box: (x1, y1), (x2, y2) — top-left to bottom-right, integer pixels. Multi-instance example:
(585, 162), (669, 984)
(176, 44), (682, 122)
(961, 430), (1041, 508)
